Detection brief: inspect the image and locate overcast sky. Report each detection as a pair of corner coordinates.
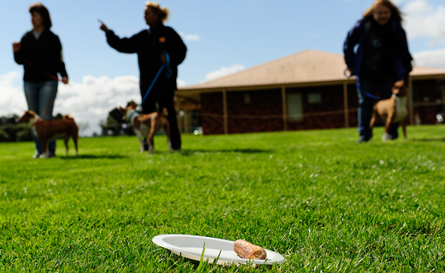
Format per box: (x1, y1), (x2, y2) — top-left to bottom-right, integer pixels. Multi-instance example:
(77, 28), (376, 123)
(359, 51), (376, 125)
(2, 0), (445, 136)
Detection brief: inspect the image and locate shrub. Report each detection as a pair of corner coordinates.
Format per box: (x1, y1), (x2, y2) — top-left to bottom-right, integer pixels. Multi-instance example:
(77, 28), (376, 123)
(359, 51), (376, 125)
(0, 124), (32, 142)
(16, 128), (32, 142)
(0, 130), (9, 142)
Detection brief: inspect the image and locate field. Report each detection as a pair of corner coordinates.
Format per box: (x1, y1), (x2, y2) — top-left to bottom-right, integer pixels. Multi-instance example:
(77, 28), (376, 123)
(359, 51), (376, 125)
(0, 125), (444, 272)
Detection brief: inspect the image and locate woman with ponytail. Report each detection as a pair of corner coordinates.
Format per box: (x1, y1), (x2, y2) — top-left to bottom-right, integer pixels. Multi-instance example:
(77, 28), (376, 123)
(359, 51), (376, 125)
(343, 0), (412, 143)
(100, 2), (186, 151)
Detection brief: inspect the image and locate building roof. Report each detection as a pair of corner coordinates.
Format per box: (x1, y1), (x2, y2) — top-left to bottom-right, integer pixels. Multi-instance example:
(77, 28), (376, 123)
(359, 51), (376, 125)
(179, 49), (445, 92)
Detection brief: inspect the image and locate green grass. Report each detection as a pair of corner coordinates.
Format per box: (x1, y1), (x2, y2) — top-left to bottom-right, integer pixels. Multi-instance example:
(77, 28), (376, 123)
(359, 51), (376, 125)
(0, 125), (444, 272)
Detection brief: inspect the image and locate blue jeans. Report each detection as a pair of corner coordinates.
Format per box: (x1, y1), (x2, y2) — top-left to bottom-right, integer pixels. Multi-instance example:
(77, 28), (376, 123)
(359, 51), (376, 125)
(24, 81), (58, 156)
(356, 75), (399, 140)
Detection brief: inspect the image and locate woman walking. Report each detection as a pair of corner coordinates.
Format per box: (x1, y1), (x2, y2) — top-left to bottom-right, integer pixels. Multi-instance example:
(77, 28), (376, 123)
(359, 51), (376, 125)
(100, 1), (186, 151)
(344, 0), (412, 143)
(13, 3), (69, 158)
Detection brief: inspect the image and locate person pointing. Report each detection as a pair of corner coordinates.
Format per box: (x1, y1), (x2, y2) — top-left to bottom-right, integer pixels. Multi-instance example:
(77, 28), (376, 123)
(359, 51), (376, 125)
(100, 2), (186, 151)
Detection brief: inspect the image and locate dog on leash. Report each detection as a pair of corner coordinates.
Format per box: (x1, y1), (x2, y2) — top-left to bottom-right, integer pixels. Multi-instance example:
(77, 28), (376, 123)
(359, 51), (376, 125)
(370, 80), (408, 141)
(17, 110), (79, 157)
(119, 101), (172, 153)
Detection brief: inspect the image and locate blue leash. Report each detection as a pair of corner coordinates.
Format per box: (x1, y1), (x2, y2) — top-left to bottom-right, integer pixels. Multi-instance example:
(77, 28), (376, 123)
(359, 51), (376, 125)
(344, 68), (383, 100)
(141, 51), (172, 104)
(362, 91), (383, 100)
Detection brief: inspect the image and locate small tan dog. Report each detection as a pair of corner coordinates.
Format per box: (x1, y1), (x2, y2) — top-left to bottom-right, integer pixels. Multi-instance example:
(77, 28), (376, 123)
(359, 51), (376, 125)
(17, 110), (79, 157)
(119, 101), (171, 153)
(370, 80), (408, 141)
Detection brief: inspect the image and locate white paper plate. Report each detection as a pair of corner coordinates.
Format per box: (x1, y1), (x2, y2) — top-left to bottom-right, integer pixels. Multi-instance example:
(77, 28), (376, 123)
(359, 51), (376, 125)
(152, 234), (286, 265)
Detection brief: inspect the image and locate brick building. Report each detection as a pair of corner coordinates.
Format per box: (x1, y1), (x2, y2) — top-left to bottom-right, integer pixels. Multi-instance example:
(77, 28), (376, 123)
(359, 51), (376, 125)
(176, 50), (445, 135)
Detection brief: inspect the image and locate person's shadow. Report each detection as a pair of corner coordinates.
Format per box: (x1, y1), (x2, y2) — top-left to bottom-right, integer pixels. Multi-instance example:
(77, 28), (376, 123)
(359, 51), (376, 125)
(60, 154), (127, 160)
(411, 137), (445, 142)
(59, 149), (272, 158)
(177, 148), (272, 156)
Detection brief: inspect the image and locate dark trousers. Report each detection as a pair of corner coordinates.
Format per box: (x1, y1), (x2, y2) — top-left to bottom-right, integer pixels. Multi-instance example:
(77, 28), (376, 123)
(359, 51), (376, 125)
(356, 74), (399, 140)
(141, 88), (181, 150)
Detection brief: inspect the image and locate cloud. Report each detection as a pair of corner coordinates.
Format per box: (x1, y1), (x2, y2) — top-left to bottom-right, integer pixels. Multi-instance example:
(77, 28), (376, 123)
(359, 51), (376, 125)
(205, 65), (245, 81)
(0, 71), (27, 117)
(402, 0), (445, 46)
(177, 79), (186, 87)
(0, 72), (188, 137)
(179, 32), (200, 41)
(184, 34), (200, 41)
(413, 48), (445, 68)
(55, 75), (141, 136)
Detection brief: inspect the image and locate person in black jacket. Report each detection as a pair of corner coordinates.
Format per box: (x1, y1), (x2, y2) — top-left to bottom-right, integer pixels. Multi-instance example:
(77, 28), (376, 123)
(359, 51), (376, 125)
(13, 3), (69, 158)
(100, 1), (187, 151)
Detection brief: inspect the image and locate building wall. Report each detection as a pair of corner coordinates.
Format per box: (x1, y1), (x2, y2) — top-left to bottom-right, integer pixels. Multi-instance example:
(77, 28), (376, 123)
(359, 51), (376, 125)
(199, 79), (442, 135)
(201, 89), (283, 135)
(201, 92), (225, 135)
(201, 85), (359, 135)
(226, 89), (283, 134)
(347, 84), (359, 128)
(286, 85), (358, 130)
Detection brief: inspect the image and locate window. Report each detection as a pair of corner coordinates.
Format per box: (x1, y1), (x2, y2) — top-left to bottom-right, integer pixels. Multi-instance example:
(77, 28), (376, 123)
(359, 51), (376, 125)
(287, 93), (303, 121)
(244, 94), (251, 104)
(308, 93), (322, 104)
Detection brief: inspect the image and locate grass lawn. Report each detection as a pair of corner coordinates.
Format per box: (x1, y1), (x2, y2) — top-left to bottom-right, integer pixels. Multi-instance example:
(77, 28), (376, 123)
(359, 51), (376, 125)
(0, 125), (444, 272)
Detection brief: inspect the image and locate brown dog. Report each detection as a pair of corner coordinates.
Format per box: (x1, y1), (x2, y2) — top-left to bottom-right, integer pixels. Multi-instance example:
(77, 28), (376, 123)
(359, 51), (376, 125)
(370, 80), (408, 141)
(119, 102), (171, 153)
(17, 110), (79, 157)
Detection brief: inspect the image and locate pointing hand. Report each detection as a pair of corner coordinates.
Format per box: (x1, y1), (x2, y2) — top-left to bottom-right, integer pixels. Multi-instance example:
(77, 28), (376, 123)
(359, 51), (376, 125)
(98, 20), (109, 32)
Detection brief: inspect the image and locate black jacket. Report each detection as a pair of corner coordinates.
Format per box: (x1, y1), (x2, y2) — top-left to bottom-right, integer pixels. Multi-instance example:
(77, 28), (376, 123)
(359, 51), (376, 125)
(105, 23), (187, 94)
(343, 17), (412, 80)
(14, 30), (68, 82)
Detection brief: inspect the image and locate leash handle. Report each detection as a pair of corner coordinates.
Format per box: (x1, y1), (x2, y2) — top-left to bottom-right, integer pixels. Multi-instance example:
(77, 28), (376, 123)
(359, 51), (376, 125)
(164, 52), (172, 78)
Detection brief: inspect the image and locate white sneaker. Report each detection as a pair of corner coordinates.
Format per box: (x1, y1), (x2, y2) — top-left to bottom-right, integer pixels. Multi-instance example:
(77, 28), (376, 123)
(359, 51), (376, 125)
(32, 153), (43, 159)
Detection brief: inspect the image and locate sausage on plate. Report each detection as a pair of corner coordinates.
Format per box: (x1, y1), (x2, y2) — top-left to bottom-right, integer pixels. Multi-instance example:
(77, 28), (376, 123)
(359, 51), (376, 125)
(233, 239), (267, 259)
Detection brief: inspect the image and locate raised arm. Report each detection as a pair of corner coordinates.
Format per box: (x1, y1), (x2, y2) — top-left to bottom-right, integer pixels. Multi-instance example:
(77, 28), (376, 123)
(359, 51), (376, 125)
(100, 20), (138, 54)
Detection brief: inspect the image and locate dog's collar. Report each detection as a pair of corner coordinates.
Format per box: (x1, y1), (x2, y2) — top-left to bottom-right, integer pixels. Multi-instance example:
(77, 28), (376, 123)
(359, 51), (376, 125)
(128, 111), (138, 122)
(31, 117), (42, 127)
